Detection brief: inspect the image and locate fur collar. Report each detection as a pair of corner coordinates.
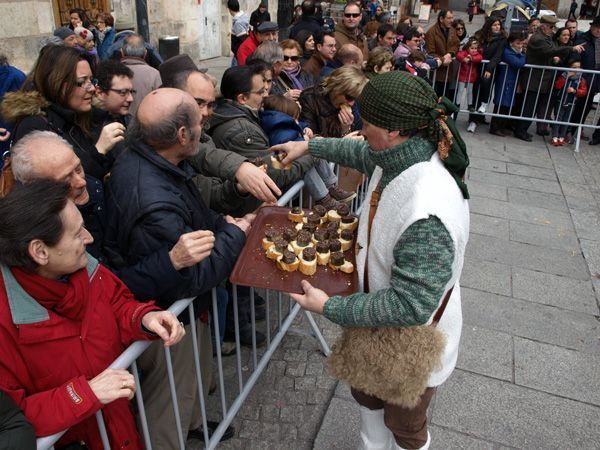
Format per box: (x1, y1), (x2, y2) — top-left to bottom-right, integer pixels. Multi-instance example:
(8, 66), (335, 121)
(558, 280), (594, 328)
(0, 91), (49, 125)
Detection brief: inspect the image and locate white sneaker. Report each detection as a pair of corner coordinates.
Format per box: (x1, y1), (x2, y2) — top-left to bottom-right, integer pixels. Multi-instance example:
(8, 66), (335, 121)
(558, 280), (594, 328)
(477, 103), (488, 113)
(467, 121), (477, 133)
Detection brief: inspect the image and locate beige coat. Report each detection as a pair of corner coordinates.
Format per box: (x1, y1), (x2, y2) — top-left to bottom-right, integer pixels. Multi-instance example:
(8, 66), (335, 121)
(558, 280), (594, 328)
(425, 22), (459, 85)
(334, 22), (369, 59)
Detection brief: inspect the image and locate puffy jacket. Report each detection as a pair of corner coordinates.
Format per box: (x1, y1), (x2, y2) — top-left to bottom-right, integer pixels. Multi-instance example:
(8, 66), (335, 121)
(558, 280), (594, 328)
(553, 73), (588, 107)
(494, 46), (526, 108)
(236, 32), (260, 66)
(575, 30), (600, 92)
(259, 109), (305, 145)
(1, 91), (110, 263)
(209, 99), (314, 201)
(96, 27), (116, 61)
(477, 33), (507, 74)
(457, 49), (483, 83)
(104, 140), (246, 314)
(0, 257), (159, 449)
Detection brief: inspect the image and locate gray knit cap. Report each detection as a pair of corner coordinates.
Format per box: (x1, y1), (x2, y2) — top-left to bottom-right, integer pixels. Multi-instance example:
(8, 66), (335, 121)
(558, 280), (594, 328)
(53, 27), (76, 40)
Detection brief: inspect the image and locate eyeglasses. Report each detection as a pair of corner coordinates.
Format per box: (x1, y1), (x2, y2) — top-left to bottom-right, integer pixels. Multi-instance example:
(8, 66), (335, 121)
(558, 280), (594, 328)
(283, 55), (300, 61)
(455, 26), (465, 30)
(194, 97), (216, 109)
(344, 13), (361, 18)
(344, 94), (356, 102)
(76, 77), (96, 89)
(108, 88), (137, 97)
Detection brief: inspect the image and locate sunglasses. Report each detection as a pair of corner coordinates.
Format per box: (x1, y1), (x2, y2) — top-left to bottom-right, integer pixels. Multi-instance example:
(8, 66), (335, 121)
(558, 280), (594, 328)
(344, 13), (361, 18)
(283, 55), (300, 62)
(455, 26), (465, 30)
(344, 94), (356, 102)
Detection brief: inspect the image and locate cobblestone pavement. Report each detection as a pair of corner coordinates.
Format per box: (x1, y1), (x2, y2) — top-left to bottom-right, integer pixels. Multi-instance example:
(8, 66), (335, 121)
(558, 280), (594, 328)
(187, 300), (342, 450)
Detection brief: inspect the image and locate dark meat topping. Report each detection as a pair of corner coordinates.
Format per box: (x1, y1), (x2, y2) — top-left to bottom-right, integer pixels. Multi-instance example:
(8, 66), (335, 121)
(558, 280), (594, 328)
(302, 247), (317, 261)
(330, 251), (344, 266)
(316, 241), (330, 253)
(307, 213), (321, 225)
(329, 240), (342, 252)
(341, 214), (356, 224)
(265, 228), (280, 240)
(313, 204), (327, 217)
(282, 228), (297, 242)
(313, 228), (329, 241)
(297, 232), (312, 246)
(340, 229), (353, 241)
(291, 206), (303, 215)
(336, 203), (350, 216)
(282, 250), (297, 264)
(273, 238), (288, 252)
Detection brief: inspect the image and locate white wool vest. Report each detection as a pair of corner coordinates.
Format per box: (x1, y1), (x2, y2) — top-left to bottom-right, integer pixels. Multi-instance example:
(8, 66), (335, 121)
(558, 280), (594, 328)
(355, 152), (470, 386)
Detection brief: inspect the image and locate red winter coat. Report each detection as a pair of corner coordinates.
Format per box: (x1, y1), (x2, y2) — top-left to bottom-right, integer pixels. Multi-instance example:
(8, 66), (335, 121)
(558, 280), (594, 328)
(457, 49), (483, 83)
(236, 31), (260, 66)
(0, 255), (160, 450)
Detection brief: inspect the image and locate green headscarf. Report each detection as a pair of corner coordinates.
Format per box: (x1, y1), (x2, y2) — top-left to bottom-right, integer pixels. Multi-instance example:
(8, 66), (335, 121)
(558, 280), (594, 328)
(359, 71), (470, 199)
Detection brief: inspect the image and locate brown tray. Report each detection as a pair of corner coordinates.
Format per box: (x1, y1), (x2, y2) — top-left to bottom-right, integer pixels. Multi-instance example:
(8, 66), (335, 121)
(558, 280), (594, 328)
(229, 206), (358, 295)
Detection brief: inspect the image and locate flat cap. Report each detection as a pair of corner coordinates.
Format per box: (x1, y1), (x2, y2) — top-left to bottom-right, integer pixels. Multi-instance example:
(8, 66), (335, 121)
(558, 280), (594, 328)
(539, 15), (559, 24)
(257, 21), (279, 33)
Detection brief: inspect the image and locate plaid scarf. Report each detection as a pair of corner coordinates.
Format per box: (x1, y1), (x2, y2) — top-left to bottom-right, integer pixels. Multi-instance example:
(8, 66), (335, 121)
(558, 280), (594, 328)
(359, 71), (470, 198)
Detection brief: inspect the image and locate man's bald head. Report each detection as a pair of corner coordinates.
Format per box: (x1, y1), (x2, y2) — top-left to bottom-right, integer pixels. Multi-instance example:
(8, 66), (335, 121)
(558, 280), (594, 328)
(132, 88), (202, 161)
(337, 44), (363, 65)
(11, 131), (89, 205)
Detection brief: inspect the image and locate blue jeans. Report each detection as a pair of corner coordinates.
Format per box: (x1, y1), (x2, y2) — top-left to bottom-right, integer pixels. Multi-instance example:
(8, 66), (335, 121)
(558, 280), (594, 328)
(210, 287), (229, 350)
(551, 103), (574, 138)
(303, 159), (338, 201)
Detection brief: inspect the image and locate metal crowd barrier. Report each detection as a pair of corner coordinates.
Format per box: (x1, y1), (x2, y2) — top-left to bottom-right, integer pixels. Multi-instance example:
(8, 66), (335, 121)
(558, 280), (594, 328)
(37, 168), (371, 450)
(428, 57), (600, 152)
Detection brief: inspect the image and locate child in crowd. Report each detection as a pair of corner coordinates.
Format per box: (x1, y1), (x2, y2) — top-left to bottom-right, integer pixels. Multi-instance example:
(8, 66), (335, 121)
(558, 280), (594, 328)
(551, 58), (588, 146)
(398, 50), (429, 79)
(490, 30), (527, 136)
(457, 38), (483, 117)
(73, 26), (99, 70)
(259, 95), (353, 208)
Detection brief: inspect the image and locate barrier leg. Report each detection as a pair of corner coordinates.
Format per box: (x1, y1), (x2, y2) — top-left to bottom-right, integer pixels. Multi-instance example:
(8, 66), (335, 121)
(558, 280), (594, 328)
(576, 125), (582, 153)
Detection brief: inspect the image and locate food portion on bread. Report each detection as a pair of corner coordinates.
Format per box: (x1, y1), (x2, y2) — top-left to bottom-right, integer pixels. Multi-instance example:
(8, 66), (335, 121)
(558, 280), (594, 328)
(261, 205), (357, 278)
(288, 206), (305, 223)
(271, 151), (291, 170)
(299, 247), (317, 275)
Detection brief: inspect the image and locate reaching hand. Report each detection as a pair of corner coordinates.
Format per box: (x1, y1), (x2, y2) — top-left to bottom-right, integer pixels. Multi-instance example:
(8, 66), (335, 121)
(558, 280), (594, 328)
(235, 162), (281, 203)
(270, 140), (310, 166)
(342, 130), (364, 141)
(88, 368), (136, 404)
(289, 280), (329, 315)
(141, 311), (186, 346)
(169, 230), (215, 271)
(483, 71), (492, 79)
(303, 127), (314, 140)
(225, 213), (255, 236)
(96, 122), (126, 155)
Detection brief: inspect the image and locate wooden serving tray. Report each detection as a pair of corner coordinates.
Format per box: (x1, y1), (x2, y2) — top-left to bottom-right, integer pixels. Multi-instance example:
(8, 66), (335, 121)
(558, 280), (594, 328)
(229, 206), (359, 295)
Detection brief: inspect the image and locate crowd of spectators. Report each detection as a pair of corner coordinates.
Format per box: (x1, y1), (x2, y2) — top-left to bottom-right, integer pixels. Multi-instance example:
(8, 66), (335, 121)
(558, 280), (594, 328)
(0, 0), (599, 448)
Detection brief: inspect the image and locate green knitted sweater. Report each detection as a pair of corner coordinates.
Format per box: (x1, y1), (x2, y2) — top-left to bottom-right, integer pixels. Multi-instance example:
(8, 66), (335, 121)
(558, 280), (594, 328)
(309, 137), (455, 327)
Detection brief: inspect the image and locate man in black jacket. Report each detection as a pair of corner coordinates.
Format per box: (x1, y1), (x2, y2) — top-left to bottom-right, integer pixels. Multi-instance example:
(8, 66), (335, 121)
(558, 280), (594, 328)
(0, 390), (35, 450)
(574, 17), (600, 144)
(105, 88), (252, 448)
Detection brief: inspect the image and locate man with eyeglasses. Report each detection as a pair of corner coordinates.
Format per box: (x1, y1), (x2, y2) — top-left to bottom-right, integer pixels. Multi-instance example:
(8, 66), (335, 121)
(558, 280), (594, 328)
(303, 31), (337, 79)
(210, 65), (315, 209)
(335, 2), (368, 59)
(95, 60), (135, 159)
